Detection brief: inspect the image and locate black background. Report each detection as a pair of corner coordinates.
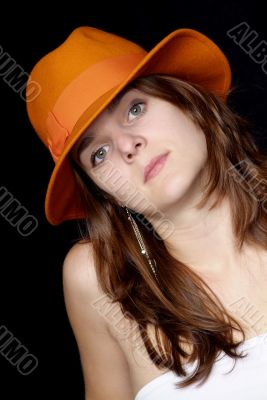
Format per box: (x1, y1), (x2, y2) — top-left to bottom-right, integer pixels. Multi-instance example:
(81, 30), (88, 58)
(1, 1), (267, 398)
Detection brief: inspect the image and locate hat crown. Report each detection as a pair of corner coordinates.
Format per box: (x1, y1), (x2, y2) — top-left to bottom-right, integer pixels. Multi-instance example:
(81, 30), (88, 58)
(26, 26), (146, 150)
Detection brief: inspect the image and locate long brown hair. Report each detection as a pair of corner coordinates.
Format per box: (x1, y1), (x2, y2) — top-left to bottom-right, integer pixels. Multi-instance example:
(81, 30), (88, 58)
(68, 74), (267, 388)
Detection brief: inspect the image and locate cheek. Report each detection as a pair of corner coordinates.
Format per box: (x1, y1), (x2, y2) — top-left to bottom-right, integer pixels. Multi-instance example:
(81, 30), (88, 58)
(162, 110), (207, 163)
(177, 136), (208, 172)
(170, 122), (208, 180)
(172, 116), (206, 149)
(90, 161), (131, 201)
(154, 140), (208, 205)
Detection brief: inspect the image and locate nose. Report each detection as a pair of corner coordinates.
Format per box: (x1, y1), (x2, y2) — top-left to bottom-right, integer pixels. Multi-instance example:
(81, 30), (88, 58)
(116, 132), (145, 161)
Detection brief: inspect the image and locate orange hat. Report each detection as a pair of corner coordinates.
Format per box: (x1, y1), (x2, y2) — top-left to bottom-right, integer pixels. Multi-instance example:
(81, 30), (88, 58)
(26, 26), (231, 225)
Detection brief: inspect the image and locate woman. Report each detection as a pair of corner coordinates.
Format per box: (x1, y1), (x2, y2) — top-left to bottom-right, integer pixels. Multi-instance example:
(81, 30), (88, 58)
(26, 26), (267, 399)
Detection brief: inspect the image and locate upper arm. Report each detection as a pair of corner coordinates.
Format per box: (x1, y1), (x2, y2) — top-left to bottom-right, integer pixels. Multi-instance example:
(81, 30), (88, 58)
(62, 241), (134, 400)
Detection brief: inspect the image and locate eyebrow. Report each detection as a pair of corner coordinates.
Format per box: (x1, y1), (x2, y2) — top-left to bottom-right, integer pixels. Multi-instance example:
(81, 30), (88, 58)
(107, 89), (128, 113)
(74, 89), (132, 163)
(74, 135), (95, 164)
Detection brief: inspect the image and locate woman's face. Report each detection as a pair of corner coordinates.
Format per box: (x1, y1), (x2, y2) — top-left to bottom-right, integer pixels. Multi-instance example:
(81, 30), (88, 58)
(71, 88), (208, 218)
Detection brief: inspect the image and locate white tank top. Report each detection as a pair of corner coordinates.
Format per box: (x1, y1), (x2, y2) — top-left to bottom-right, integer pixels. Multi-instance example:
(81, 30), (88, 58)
(135, 331), (267, 399)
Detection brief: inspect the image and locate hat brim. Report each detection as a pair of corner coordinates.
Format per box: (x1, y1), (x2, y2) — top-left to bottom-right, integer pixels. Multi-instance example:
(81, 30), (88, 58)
(45, 28), (231, 225)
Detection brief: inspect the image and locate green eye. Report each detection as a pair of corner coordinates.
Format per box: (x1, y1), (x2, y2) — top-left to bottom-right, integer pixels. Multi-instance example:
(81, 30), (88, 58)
(91, 145), (109, 166)
(128, 102), (145, 121)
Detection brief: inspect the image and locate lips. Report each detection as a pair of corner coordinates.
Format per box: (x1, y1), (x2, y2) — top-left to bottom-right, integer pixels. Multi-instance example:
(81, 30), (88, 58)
(144, 152), (169, 183)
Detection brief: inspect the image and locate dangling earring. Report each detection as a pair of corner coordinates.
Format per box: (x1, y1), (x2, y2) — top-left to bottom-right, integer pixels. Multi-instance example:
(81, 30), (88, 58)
(123, 206), (159, 283)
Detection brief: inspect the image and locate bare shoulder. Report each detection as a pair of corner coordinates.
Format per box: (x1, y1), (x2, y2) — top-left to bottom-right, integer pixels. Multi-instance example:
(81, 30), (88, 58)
(62, 240), (100, 301)
(62, 239), (110, 334)
(62, 240), (134, 400)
